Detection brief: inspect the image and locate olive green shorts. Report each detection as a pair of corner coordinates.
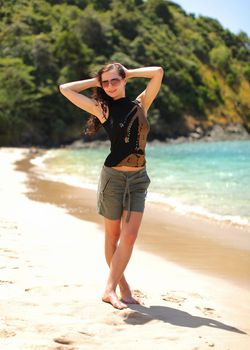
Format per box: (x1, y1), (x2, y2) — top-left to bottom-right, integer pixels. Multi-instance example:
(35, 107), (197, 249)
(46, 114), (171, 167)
(97, 165), (151, 222)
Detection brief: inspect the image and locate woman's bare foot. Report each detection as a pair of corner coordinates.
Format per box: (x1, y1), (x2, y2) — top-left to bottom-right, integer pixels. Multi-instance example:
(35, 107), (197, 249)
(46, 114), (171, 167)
(102, 291), (127, 310)
(120, 289), (140, 304)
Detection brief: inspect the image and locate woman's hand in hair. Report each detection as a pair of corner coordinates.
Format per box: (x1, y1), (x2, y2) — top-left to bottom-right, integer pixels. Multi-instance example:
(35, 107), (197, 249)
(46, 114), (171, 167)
(95, 76), (102, 88)
(120, 64), (128, 78)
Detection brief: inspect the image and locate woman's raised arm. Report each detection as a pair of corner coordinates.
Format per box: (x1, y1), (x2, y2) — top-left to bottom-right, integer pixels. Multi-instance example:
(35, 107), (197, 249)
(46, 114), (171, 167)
(59, 78), (105, 122)
(126, 66), (164, 114)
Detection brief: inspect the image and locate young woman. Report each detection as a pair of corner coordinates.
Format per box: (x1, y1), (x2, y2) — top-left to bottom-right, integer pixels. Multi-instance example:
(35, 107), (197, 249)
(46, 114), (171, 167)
(59, 63), (163, 309)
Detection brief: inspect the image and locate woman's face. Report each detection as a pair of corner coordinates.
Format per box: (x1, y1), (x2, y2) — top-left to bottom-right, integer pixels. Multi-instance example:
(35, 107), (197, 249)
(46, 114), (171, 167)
(101, 68), (126, 99)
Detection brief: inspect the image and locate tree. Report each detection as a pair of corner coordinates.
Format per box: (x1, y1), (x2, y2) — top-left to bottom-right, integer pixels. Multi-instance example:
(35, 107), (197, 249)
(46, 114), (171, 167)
(209, 45), (232, 73)
(0, 57), (38, 145)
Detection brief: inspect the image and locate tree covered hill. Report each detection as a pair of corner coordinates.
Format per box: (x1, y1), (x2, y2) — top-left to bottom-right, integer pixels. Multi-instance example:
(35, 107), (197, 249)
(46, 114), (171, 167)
(0, 0), (250, 146)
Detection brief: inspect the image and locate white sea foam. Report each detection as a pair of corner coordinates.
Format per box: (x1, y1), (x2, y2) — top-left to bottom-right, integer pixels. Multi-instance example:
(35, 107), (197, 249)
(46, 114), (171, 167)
(147, 192), (250, 227)
(30, 155), (98, 191)
(30, 150), (53, 168)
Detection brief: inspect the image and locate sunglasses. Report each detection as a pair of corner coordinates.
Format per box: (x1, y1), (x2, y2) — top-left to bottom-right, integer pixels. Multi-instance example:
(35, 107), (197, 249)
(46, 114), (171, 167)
(102, 78), (122, 88)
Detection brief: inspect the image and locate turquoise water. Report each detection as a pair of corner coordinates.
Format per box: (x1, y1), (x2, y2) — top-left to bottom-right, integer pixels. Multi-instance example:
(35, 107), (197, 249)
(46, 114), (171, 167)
(33, 140), (250, 227)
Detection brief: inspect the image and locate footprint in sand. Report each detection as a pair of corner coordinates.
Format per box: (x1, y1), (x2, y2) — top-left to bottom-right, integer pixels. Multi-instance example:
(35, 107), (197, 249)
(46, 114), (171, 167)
(0, 280), (14, 285)
(0, 329), (16, 338)
(0, 220), (18, 230)
(104, 317), (124, 327)
(161, 292), (187, 305)
(196, 306), (218, 317)
(127, 289), (147, 304)
(54, 331), (97, 347)
(78, 331), (95, 337)
(54, 337), (73, 345)
(132, 289), (147, 299)
(51, 346), (76, 350)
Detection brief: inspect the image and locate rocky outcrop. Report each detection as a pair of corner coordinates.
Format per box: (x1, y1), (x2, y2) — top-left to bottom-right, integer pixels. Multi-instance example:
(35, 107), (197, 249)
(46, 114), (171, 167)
(203, 123), (250, 141)
(166, 123), (249, 144)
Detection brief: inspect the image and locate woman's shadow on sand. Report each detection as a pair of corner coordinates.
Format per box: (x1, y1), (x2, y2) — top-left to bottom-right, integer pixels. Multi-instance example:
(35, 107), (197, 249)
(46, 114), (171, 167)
(123, 304), (246, 334)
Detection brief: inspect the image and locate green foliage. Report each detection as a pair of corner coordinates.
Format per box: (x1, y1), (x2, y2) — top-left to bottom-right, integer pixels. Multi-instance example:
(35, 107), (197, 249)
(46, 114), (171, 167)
(226, 63), (241, 89)
(0, 57), (37, 111)
(0, 57), (39, 145)
(146, 0), (174, 25)
(198, 77), (222, 104)
(110, 3), (140, 41)
(76, 14), (109, 55)
(87, 0), (112, 11)
(185, 31), (209, 61)
(0, 0), (249, 146)
(46, 0), (88, 9)
(209, 45), (232, 72)
(55, 30), (93, 79)
(243, 64), (250, 83)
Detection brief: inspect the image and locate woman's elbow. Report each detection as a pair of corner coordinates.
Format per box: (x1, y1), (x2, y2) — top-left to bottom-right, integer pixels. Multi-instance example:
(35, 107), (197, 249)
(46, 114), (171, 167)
(157, 67), (164, 76)
(59, 83), (65, 91)
(59, 84), (68, 94)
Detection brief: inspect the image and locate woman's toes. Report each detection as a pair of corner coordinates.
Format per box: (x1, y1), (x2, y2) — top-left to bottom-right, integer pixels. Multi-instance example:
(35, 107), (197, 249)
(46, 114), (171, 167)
(102, 292), (127, 310)
(120, 295), (140, 304)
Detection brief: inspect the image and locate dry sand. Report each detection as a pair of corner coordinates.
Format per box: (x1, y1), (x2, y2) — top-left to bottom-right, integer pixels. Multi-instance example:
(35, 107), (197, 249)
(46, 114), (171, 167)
(0, 147), (250, 350)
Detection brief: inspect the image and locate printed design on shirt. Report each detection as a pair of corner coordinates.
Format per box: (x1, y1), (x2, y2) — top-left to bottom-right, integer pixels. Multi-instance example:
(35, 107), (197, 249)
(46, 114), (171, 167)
(117, 102), (150, 167)
(119, 104), (137, 129)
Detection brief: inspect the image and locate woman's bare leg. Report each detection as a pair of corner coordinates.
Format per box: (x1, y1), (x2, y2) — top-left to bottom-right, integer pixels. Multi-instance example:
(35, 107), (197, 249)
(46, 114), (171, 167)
(104, 218), (132, 292)
(102, 211), (143, 309)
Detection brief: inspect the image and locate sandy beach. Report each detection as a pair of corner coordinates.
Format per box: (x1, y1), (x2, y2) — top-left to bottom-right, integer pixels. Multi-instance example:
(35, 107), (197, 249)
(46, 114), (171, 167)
(0, 147), (250, 350)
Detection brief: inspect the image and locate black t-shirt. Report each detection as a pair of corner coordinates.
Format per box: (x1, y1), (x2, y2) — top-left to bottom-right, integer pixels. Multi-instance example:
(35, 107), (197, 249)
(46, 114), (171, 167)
(102, 96), (150, 167)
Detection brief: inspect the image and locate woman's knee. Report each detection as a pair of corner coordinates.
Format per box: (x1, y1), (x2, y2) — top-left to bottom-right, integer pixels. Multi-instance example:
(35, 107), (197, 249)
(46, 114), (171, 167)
(105, 228), (120, 244)
(121, 230), (138, 246)
(105, 220), (121, 244)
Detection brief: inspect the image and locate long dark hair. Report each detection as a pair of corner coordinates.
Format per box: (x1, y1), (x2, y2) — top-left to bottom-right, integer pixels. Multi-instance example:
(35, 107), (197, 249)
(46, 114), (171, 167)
(83, 62), (126, 136)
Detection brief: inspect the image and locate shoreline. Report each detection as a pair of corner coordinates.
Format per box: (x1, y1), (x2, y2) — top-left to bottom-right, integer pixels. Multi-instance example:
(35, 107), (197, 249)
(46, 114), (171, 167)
(30, 142), (250, 229)
(16, 147), (250, 288)
(1, 147), (250, 349)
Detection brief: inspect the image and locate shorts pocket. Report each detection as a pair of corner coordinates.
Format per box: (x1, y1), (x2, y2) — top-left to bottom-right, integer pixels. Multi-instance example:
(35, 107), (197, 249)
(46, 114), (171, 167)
(97, 174), (111, 211)
(101, 176), (111, 193)
(143, 172), (151, 198)
(145, 172), (151, 184)
(142, 170), (151, 188)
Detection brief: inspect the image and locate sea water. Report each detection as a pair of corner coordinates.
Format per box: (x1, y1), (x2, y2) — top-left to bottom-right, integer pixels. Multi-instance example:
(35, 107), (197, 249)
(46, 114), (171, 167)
(32, 140), (250, 227)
